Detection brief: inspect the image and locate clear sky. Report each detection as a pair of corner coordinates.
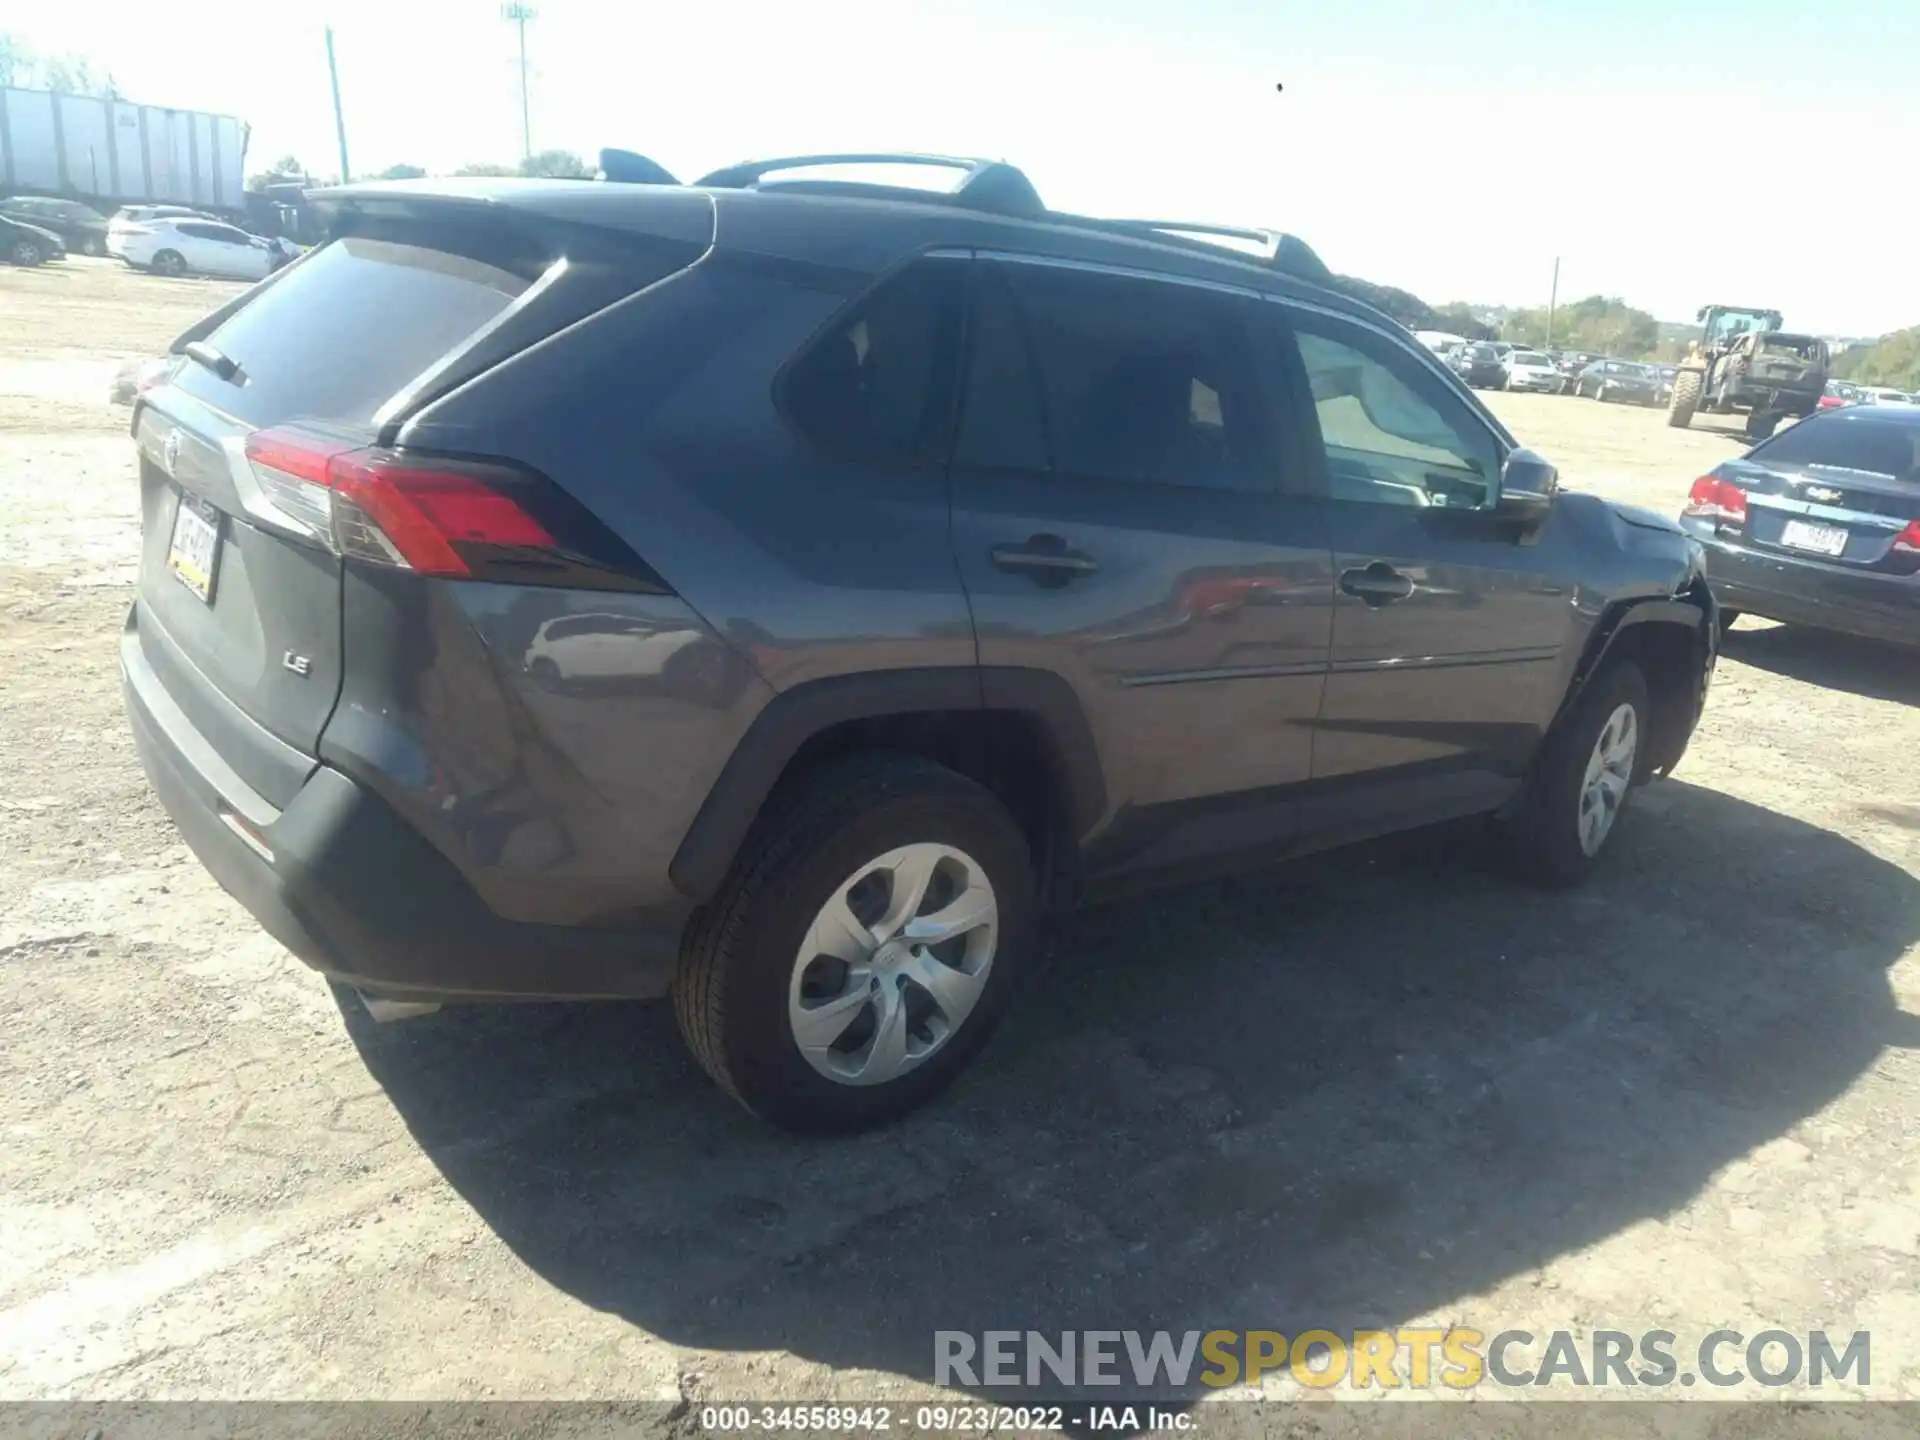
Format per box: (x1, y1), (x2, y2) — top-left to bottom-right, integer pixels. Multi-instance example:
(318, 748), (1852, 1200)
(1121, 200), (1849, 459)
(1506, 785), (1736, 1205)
(10, 0), (1917, 335)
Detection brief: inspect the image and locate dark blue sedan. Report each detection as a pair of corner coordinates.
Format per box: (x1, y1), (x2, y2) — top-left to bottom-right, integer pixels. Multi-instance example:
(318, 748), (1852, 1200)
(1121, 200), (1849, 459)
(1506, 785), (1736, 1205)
(1679, 405), (1920, 646)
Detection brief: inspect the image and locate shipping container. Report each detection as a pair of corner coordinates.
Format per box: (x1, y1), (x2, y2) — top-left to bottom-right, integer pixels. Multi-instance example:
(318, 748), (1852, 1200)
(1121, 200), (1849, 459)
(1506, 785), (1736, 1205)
(0, 85), (249, 216)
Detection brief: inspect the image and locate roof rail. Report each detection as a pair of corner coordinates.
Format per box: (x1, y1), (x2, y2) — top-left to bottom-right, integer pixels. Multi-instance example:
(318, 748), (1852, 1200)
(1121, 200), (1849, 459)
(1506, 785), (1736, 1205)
(692, 152), (1047, 218)
(1084, 218), (1332, 284)
(598, 148), (1333, 287)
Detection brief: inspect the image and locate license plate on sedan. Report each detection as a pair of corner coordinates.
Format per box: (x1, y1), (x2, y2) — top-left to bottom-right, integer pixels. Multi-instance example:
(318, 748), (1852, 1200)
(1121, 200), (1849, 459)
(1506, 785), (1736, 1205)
(1779, 519), (1848, 557)
(167, 492), (222, 602)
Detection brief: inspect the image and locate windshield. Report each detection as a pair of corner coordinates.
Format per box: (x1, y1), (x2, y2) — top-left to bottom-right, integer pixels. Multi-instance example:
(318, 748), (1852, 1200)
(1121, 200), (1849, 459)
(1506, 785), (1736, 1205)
(1752, 414), (1920, 483)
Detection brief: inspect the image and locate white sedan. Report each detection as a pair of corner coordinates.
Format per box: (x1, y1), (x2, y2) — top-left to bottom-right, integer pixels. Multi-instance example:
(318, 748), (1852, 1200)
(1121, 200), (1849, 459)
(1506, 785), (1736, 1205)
(114, 217), (291, 280)
(1503, 350), (1561, 392)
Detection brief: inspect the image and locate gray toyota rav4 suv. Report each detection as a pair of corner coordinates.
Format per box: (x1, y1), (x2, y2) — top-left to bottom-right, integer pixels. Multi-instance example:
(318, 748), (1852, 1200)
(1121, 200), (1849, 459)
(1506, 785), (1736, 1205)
(122, 152), (1716, 1131)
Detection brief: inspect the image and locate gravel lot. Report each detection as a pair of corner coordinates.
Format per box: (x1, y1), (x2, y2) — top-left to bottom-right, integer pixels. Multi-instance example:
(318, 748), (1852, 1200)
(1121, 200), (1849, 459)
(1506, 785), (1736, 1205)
(3, 260), (1918, 1414)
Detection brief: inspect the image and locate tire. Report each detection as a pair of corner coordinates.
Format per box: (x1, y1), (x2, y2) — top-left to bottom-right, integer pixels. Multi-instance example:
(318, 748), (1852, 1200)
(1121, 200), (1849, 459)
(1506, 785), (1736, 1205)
(673, 752), (1036, 1133)
(1500, 661), (1650, 887)
(1595, 383), (1609, 403)
(8, 236), (44, 267)
(1717, 609), (1741, 637)
(1667, 370), (1701, 428)
(151, 249), (186, 277)
(81, 234), (106, 257)
(1745, 409), (1778, 441)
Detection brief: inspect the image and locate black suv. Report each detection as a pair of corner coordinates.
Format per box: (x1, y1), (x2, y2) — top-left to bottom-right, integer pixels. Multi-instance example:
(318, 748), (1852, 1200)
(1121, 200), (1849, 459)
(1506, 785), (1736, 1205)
(120, 153), (1717, 1131)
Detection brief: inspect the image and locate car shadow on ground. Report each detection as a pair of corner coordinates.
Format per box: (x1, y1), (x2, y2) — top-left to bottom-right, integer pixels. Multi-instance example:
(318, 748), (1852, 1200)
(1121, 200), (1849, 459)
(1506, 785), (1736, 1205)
(1724, 621), (1920, 706)
(343, 779), (1920, 1403)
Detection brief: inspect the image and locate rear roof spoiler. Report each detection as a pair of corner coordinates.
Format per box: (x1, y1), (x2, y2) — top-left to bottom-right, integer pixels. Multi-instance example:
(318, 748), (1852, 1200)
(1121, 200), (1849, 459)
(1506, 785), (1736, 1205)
(594, 147), (1330, 283)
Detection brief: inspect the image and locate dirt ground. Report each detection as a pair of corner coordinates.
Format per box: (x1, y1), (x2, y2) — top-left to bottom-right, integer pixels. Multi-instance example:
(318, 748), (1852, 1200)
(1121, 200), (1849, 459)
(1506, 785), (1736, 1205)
(3, 260), (1918, 1417)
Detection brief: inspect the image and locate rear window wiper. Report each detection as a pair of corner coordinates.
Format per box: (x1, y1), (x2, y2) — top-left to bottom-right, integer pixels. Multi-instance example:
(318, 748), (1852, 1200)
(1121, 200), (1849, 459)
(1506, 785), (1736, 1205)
(183, 340), (244, 384)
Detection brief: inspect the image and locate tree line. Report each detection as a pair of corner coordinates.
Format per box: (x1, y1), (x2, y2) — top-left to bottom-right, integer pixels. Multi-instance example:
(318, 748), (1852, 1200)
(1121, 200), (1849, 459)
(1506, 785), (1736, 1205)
(1334, 285), (1678, 363)
(1831, 328), (1920, 390)
(246, 150), (594, 192)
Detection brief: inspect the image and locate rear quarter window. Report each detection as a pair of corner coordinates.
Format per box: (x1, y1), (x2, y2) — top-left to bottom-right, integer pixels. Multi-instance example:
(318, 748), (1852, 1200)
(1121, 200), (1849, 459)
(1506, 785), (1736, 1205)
(780, 258), (964, 464)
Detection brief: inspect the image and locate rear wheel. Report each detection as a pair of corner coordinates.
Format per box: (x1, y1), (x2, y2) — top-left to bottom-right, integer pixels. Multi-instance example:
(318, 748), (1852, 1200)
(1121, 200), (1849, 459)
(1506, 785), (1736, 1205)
(80, 234), (106, 257)
(1667, 370), (1701, 428)
(1501, 661), (1649, 886)
(673, 753), (1035, 1133)
(1745, 409), (1779, 441)
(7, 236), (44, 267)
(1595, 382), (1610, 403)
(150, 249), (187, 277)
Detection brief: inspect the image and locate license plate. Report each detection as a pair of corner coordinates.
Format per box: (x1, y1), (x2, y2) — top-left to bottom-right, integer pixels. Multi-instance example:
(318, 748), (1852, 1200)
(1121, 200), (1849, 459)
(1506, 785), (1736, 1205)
(167, 492), (222, 602)
(1779, 518), (1848, 557)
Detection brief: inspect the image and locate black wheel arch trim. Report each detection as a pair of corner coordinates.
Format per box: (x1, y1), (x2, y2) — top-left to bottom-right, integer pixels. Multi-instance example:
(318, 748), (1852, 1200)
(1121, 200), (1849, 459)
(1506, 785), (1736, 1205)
(668, 666), (1106, 901)
(1552, 586), (1714, 771)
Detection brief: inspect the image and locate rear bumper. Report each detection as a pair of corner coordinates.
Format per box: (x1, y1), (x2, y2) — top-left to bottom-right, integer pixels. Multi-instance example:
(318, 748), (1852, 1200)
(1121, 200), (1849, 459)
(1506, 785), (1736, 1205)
(1726, 379), (1821, 414)
(122, 621), (688, 1001)
(1681, 523), (1920, 646)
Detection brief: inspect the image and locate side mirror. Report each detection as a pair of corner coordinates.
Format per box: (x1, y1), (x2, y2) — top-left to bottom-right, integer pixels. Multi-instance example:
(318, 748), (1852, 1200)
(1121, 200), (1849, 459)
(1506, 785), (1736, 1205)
(1495, 448), (1558, 527)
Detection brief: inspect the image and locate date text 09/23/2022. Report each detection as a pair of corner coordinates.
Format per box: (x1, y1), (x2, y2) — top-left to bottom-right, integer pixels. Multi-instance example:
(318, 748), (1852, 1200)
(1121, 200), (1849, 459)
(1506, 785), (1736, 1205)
(697, 1405), (1188, 1432)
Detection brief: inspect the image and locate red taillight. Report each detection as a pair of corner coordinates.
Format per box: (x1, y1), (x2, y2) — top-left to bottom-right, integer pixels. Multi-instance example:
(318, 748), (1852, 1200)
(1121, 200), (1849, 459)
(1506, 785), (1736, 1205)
(1683, 475), (1748, 525)
(241, 427), (656, 590)
(1893, 520), (1920, 554)
(328, 454), (554, 576)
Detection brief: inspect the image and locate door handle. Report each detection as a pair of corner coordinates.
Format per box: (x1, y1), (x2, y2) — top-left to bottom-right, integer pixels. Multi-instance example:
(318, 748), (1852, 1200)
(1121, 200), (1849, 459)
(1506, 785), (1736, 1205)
(1339, 562), (1414, 607)
(991, 534), (1098, 585)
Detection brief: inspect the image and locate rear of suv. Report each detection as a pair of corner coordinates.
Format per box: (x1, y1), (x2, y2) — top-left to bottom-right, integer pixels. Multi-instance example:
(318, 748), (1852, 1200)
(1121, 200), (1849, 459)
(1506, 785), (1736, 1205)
(123, 154), (1716, 1132)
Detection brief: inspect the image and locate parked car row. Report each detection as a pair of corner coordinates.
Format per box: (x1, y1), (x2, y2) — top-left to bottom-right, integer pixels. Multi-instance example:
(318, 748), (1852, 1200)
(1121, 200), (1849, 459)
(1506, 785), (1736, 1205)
(0, 194), (107, 255)
(1820, 379), (1917, 411)
(0, 196), (301, 278)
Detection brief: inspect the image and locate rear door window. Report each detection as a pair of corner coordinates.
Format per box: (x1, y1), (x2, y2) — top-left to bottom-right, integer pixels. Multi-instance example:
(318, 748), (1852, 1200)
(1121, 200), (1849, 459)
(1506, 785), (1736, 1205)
(984, 260), (1272, 492)
(170, 234), (537, 427)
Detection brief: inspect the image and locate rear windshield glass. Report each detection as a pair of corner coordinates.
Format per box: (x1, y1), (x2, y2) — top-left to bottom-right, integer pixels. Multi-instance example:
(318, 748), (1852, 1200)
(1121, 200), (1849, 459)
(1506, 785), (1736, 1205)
(1469, 344), (1498, 359)
(1511, 352), (1548, 365)
(170, 236), (533, 426)
(1754, 415), (1920, 483)
(1762, 335), (1822, 360)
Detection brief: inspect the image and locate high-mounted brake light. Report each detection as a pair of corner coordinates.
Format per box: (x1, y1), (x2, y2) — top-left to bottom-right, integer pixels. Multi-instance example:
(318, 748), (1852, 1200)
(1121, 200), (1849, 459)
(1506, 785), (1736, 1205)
(240, 427), (663, 592)
(1683, 475), (1748, 525)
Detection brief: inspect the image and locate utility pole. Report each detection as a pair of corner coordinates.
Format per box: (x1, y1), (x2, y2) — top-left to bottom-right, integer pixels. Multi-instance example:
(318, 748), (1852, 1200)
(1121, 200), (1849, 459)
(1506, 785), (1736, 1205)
(502, 3), (536, 162)
(1545, 256), (1560, 351)
(325, 26), (351, 182)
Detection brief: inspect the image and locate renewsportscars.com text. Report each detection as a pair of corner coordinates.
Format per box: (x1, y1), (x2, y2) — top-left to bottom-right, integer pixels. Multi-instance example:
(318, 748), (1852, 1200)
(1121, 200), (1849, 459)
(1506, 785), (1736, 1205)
(935, 1328), (1871, 1391)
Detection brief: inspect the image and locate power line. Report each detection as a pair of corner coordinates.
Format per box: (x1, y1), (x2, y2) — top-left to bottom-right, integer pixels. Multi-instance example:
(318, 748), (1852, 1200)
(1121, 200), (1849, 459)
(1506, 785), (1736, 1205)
(502, 3), (536, 162)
